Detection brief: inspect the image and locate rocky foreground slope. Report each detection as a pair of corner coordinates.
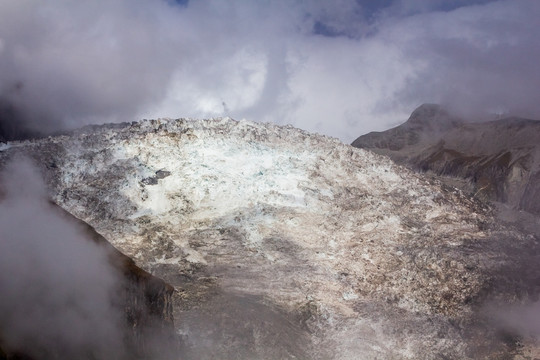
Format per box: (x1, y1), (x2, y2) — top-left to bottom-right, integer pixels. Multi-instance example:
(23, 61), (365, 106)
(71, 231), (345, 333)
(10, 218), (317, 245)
(1, 118), (540, 359)
(352, 104), (540, 216)
(0, 181), (177, 359)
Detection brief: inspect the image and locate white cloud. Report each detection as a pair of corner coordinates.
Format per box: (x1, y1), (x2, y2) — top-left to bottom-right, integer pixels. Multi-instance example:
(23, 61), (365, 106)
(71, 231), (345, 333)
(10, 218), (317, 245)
(151, 46), (268, 118)
(0, 0), (538, 142)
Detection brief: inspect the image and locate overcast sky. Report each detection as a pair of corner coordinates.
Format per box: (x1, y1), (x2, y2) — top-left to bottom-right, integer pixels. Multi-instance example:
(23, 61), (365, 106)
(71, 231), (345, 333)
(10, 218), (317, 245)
(0, 0), (539, 142)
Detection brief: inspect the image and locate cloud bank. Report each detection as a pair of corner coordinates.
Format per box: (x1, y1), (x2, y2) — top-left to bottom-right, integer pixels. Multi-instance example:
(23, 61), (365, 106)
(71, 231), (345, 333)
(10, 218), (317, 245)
(0, 0), (538, 141)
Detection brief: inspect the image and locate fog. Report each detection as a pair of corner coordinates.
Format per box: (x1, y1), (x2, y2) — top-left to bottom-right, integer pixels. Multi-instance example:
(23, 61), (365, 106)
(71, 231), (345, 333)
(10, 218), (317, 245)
(495, 302), (540, 337)
(0, 0), (539, 142)
(0, 158), (125, 359)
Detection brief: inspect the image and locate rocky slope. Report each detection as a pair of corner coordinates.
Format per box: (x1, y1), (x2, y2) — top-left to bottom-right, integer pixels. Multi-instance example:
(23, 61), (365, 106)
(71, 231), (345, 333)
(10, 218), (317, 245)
(0, 194), (177, 359)
(1, 118), (539, 359)
(352, 104), (540, 215)
(54, 204), (178, 359)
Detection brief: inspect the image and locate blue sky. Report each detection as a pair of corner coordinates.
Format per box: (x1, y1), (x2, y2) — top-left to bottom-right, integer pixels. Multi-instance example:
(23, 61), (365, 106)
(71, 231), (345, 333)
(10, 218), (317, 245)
(0, 0), (538, 141)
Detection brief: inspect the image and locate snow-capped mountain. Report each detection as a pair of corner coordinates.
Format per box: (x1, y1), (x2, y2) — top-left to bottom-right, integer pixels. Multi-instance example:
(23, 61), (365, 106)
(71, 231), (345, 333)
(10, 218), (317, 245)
(1, 117), (539, 359)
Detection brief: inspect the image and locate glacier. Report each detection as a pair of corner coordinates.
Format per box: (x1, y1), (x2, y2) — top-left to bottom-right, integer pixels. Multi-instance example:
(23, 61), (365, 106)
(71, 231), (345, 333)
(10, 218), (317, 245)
(1, 117), (539, 359)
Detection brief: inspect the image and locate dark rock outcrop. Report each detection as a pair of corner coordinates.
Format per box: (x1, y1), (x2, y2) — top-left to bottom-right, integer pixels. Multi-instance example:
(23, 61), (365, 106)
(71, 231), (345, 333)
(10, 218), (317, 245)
(53, 204), (178, 359)
(0, 201), (177, 360)
(352, 104), (540, 215)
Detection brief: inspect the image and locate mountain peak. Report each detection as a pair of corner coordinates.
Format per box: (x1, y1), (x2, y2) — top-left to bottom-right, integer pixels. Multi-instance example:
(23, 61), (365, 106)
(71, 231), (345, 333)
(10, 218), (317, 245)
(409, 103), (446, 118)
(352, 105), (540, 216)
(406, 103), (463, 130)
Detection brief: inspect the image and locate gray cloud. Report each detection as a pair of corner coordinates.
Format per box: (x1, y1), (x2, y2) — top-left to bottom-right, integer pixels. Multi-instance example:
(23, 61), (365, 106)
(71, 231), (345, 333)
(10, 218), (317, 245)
(0, 0), (538, 142)
(388, 0), (540, 119)
(0, 0), (183, 135)
(0, 158), (125, 359)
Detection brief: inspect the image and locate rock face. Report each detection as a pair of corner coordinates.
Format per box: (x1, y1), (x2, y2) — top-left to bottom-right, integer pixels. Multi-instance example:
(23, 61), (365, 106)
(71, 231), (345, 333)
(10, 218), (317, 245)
(0, 200), (177, 359)
(53, 204), (178, 359)
(1, 117), (539, 359)
(352, 104), (540, 215)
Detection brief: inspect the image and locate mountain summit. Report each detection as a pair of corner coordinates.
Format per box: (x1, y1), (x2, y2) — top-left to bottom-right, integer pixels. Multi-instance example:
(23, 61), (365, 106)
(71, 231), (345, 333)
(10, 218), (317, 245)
(353, 104), (540, 216)
(1, 117), (539, 359)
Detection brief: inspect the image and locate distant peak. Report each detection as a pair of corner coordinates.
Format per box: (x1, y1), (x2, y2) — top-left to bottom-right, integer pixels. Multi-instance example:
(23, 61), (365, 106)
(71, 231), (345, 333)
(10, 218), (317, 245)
(409, 103), (447, 121)
(406, 104), (462, 130)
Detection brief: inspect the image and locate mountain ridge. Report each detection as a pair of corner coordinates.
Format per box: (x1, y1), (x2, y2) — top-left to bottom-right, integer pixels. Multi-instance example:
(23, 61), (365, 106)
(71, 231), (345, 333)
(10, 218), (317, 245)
(352, 104), (540, 215)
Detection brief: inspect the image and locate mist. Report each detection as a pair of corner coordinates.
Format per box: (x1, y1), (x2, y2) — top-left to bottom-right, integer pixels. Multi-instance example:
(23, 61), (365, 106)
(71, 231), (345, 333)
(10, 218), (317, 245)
(495, 302), (540, 337)
(0, 158), (126, 359)
(0, 0), (539, 142)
